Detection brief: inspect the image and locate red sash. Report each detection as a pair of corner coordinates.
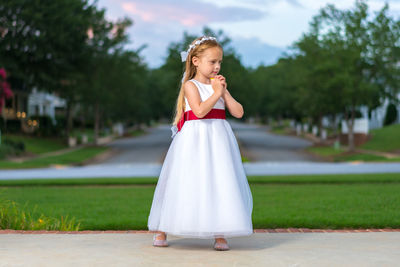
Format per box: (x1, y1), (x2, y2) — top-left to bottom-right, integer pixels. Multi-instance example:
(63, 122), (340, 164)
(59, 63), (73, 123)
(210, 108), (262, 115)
(177, 108), (226, 132)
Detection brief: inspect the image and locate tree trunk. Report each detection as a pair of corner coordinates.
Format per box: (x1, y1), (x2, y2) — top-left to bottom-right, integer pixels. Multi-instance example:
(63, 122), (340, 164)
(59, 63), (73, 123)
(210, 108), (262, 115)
(1, 109), (7, 133)
(346, 107), (355, 152)
(278, 115), (283, 127)
(332, 114), (338, 136)
(94, 101), (100, 145)
(318, 113), (323, 139)
(65, 100), (73, 141)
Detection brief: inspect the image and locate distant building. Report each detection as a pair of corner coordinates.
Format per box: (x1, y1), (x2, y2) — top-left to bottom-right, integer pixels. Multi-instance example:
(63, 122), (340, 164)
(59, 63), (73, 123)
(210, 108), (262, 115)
(1, 88), (66, 133)
(338, 92), (400, 146)
(2, 89), (29, 121)
(360, 92), (400, 129)
(27, 88), (66, 124)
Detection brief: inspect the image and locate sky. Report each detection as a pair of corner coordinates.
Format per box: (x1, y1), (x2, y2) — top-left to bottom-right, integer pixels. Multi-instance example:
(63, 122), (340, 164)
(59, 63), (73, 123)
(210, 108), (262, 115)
(95, 0), (400, 69)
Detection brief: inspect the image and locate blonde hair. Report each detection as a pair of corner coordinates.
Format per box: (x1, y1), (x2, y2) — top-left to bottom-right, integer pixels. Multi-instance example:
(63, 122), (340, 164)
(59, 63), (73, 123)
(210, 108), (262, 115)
(171, 36), (223, 126)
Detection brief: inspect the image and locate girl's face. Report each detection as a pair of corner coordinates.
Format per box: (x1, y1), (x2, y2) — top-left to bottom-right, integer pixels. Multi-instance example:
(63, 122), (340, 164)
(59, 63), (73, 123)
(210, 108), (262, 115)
(192, 46), (223, 79)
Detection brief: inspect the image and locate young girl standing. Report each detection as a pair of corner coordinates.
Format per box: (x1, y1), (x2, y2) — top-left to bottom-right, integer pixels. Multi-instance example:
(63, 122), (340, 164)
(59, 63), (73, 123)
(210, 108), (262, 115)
(147, 36), (253, 251)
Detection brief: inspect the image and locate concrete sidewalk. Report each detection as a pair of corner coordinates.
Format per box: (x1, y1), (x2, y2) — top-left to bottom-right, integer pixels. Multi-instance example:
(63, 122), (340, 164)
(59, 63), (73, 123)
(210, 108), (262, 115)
(2, 162), (400, 180)
(1, 232), (399, 266)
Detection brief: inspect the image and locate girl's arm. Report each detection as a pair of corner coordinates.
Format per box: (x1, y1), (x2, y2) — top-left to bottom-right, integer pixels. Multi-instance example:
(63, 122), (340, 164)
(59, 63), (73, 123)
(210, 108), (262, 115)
(184, 80), (224, 118)
(222, 88), (244, 119)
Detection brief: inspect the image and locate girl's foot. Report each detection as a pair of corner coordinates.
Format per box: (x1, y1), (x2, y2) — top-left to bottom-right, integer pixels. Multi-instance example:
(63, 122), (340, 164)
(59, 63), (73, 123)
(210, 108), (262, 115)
(214, 238), (229, 251)
(153, 232), (168, 247)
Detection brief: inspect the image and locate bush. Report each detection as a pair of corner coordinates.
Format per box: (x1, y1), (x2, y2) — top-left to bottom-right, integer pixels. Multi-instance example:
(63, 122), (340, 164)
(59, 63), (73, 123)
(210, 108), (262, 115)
(0, 139), (25, 159)
(3, 138), (25, 151)
(384, 103), (398, 126)
(30, 115), (60, 137)
(0, 118), (21, 133)
(0, 143), (14, 159)
(54, 115), (67, 137)
(343, 109), (363, 119)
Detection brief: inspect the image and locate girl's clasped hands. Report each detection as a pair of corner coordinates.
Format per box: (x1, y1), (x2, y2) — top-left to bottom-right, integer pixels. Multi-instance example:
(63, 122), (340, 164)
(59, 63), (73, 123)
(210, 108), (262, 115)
(211, 75), (227, 97)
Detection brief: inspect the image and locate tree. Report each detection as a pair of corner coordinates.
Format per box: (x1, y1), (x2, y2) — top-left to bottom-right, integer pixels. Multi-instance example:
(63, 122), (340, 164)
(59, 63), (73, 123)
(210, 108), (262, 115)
(289, 0), (398, 151)
(0, 0), (97, 91)
(292, 14), (348, 138)
(368, 3), (400, 106)
(79, 10), (134, 143)
(249, 57), (303, 124)
(0, 68), (13, 132)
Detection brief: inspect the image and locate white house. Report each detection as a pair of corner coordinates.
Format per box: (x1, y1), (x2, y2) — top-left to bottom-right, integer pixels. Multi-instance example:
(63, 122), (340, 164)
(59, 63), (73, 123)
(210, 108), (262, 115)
(27, 88), (66, 124)
(359, 92), (400, 130)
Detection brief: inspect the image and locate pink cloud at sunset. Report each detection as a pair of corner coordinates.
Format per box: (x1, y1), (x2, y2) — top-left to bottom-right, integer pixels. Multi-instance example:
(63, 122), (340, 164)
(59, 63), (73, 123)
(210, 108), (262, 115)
(120, 0), (264, 26)
(96, 0), (400, 69)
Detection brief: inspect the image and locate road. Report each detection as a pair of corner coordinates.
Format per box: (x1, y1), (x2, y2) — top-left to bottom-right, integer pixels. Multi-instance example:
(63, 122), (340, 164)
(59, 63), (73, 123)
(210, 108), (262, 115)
(228, 120), (321, 162)
(1, 121), (400, 179)
(101, 125), (170, 164)
(102, 120), (319, 164)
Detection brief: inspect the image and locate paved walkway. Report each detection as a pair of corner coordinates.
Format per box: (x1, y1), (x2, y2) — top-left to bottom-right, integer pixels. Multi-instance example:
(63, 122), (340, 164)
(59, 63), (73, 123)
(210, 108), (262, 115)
(1, 230), (399, 266)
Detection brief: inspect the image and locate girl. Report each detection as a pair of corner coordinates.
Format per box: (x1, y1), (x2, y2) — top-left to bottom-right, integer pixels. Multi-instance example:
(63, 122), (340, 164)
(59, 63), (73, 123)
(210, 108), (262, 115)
(147, 36), (253, 251)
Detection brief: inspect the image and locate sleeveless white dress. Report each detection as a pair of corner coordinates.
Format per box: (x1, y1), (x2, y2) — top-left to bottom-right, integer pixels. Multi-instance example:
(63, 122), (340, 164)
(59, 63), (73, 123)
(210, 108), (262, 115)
(147, 78), (253, 239)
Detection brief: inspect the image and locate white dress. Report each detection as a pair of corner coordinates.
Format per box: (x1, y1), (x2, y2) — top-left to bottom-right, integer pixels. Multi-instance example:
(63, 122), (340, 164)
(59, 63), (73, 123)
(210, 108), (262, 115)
(147, 78), (253, 239)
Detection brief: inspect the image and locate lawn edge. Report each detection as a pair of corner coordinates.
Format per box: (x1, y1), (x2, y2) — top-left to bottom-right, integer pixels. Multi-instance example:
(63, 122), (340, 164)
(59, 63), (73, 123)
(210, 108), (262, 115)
(1, 228), (399, 234)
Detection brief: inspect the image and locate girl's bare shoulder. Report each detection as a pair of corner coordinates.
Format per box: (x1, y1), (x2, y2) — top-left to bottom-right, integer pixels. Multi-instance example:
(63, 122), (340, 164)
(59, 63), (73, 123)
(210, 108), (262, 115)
(183, 80), (201, 101)
(183, 79), (196, 87)
(183, 80), (198, 93)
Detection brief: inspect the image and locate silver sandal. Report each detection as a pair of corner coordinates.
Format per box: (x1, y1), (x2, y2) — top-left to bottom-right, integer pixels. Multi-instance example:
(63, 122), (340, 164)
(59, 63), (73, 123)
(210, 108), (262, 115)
(153, 233), (168, 247)
(213, 239), (229, 251)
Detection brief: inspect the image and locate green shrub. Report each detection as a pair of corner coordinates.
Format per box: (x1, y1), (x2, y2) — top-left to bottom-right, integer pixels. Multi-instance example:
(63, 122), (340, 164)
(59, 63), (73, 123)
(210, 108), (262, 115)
(0, 118), (21, 133)
(30, 115), (60, 137)
(0, 139), (25, 159)
(3, 138), (25, 151)
(0, 143), (14, 159)
(384, 102), (398, 126)
(54, 115), (67, 136)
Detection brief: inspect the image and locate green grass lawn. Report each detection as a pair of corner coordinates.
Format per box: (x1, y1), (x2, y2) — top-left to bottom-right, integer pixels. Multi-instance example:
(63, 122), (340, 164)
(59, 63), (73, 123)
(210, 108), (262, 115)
(0, 146), (108, 169)
(334, 153), (400, 162)
(269, 119), (292, 135)
(1, 173), (399, 230)
(1, 172), (400, 186)
(269, 128), (288, 135)
(70, 128), (96, 144)
(359, 123), (400, 152)
(3, 134), (67, 154)
(299, 123), (400, 162)
(306, 146), (400, 162)
(70, 128), (119, 143)
(307, 146), (347, 157)
(123, 128), (148, 137)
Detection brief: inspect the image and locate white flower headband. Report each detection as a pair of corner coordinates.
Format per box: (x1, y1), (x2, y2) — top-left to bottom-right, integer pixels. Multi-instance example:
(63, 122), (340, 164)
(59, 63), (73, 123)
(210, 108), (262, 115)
(180, 36), (217, 62)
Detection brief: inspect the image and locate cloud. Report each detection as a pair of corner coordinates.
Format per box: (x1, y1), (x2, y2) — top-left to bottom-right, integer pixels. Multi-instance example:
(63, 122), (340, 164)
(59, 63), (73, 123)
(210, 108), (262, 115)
(103, 0), (285, 68)
(97, 0), (400, 70)
(230, 36), (286, 68)
(241, 0), (302, 7)
(124, 20), (187, 68)
(120, 0), (266, 26)
(198, 0), (303, 10)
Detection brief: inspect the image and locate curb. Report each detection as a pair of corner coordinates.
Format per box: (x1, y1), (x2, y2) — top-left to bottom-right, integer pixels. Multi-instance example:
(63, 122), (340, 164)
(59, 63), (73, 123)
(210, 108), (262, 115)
(1, 228), (399, 234)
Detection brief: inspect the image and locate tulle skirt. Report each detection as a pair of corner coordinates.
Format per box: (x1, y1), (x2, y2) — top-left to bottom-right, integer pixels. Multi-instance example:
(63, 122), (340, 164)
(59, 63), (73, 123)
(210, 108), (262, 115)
(147, 119), (253, 239)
